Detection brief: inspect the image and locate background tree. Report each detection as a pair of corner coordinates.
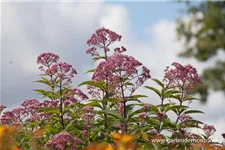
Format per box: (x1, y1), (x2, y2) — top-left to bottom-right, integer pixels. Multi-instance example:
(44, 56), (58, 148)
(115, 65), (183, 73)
(176, 1), (225, 103)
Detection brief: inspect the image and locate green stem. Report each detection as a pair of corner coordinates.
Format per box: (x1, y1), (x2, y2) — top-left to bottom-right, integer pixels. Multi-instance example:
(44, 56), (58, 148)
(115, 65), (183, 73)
(59, 80), (65, 130)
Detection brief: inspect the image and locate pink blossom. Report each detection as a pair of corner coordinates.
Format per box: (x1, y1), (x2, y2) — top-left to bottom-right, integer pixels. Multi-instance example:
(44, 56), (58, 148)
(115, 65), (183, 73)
(0, 99), (41, 125)
(178, 113), (192, 122)
(86, 27), (122, 56)
(156, 112), (167, 121)
(45, 132), (81, 150)
(163, 62), (202, 92)
(91, 53), (151, 95)
(86, 47), (98, 56)
(46, 62), (77, 85)
(150, 129), (159, 135)
(203, 124), (216, 137)
(37, 52), (59, 67)
(21, 99), (41, 114)
(117, 102), (124, 116)
(82, 106), (95, 129)
(28, 112), (50, 122)
(138, 112), (148, 120)
(80, 130), (87, 136)
(0, 104), (6, 110)
(87, 85), (101, 99)
(41, 100), (59, 108)
(143, 103), (151, 110)
(82, 106), (94, 112)
(0, 104), (6, 115)
(63, 88), (88, 104)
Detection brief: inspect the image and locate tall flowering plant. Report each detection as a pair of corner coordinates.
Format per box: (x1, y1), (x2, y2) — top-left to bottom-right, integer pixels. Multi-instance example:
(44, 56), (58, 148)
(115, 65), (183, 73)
(80, 28), (151, 142)
(0, 27), (224, 150)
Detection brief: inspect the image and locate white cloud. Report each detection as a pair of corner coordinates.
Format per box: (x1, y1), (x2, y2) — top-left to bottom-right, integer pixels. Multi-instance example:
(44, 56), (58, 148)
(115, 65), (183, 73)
(2, 2), (103, 74)
(100, 4), (132, 39)
(1, 2), (103, 106)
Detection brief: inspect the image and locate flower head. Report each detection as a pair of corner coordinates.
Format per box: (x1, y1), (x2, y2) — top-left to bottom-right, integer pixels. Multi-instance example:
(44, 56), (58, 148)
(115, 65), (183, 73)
(156, 112), (167, 121)
(0, 104), (6, 115)
(0, 99), (41, 125)
(92, 53), (150, 94)
(86, 27), (122, 56)
(37, 52), (59, 67)
(178, 113), (192, 122)
(203, 124), (216, 137)
(163, 62), (202, 92)
(45, 132), (81, 150)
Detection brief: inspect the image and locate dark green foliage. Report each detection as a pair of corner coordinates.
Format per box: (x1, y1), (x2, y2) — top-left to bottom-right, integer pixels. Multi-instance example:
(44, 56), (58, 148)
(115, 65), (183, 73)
(176, 1), (225, 102)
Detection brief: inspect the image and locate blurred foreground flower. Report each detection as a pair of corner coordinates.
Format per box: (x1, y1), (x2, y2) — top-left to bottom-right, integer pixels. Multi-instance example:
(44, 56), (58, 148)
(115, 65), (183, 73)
(83, 132), (139, 150)
(0, 125), (21, 150)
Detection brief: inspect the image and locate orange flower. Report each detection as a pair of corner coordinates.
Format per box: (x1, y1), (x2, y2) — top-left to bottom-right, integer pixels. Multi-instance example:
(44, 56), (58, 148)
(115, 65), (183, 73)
(0, 125), (21, 150)
(31, 129), (45, 136)
(83, 143), (114, 150)
(112, 131), (134, 143)
(112, 131), (122, 140)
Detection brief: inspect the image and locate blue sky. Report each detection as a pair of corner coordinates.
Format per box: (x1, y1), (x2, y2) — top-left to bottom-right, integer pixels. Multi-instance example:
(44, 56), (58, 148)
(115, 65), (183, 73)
(1, 1), (225, 140)
(120, 2), (186, 39)
(105, 2), (186, 41)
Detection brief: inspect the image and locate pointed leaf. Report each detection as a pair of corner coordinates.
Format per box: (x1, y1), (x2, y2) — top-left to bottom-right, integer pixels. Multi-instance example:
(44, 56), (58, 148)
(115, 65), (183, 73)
(145, 86), (161, 97)
(152, 78), (164, 88)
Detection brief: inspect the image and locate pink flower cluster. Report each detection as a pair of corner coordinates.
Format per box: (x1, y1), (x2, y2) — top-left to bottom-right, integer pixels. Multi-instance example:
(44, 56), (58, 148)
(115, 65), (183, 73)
(178, 113), (193, 122)
(0, 104), (6, 115)
(45, 131), (81, 150)
(87, 85), (101, 99)
(37, 52), (59, 67)
(0, 104), (6, 110)
(92, 53), (151, 94)
(203, 124), (216, 137)
(143, 103), (151, 110)
(0, 99), (41, 125)
(138, 112), (148, 120)
(63, 88), (88, 107)
(37, 53), (77, 86)
(86, 27), (122, 56)
(163, 62), (202, 92)
(117, 102), (125, 117)
(81, 106), (95, 129)
(47, 62), (77, 84)
(149, 129), (159, 135)
(156, 112), (168, 121)
(42, 100), (59, 108)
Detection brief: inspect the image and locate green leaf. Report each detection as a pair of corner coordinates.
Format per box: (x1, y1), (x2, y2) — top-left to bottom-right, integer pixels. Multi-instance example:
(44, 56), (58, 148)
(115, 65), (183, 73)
(152, 78), (164, 88)
(78, 80), (106, 89)
(39, 107), (60, 115)
(128, 109), (146, 120)
(166, 105), (189, 114)
(180, 119), (204, 128)
(183, 96), (200, 101)
(184, 110), (204, 114)
(163, 90), (180, 98)
(33, 89), (46, 94)
(85, 69), (95, 74)
(105, 110), (122, 119)
(92, 56), (106, 63)
(125, 94), (147, 103)
(125, 104), (136, 118)
(152, 143), (160, 150)
(124, 81), (134, 86)
(145, 86), (161, 98)
(65, 118), (77, 130)
(87, 100), (103, 109)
